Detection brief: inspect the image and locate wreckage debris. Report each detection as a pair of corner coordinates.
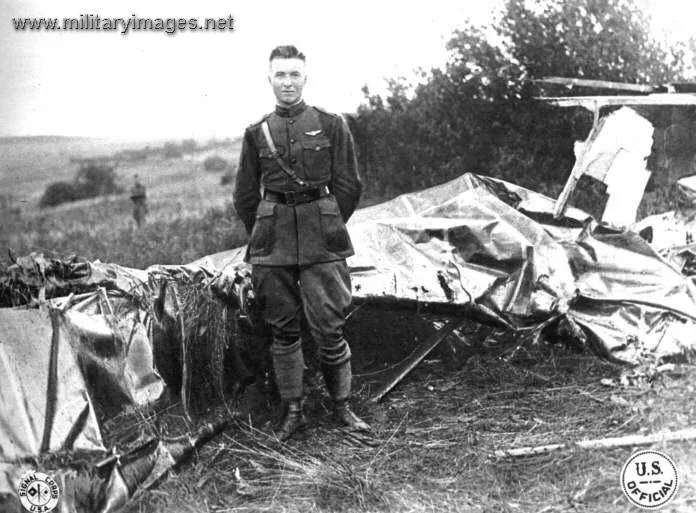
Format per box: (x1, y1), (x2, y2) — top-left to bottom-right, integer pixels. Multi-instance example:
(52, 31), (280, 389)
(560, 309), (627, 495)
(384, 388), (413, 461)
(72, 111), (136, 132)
(4, 171), (696, 510)
(369, 319), (468, 403)
(494, 427), (696, 459)
(0, 419), (231, 513)
(94, 418), (230, 513)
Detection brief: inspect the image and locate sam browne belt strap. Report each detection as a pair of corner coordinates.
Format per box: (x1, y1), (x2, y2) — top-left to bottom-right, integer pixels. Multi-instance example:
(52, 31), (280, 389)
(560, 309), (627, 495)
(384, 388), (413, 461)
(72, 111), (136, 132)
(261, 121), (308, 188)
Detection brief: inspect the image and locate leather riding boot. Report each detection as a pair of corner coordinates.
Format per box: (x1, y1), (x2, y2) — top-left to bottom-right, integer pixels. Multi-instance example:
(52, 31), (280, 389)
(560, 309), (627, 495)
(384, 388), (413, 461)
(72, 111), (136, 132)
(271, 339), (306, 441)
(322, 359), (371, 432)
(276, 399), (307, 441)
(334, 399), (371, 432)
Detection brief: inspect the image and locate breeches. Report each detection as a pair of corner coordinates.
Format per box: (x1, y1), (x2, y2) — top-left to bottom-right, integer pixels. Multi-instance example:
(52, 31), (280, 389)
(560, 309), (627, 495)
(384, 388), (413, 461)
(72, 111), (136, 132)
(133, 203), (147, 223)
(252, 260), (352, 362)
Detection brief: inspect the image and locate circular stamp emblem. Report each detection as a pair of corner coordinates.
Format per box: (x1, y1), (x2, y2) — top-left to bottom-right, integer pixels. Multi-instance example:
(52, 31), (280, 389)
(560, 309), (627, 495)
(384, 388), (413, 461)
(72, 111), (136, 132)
(16, 471), (61, 513)
(621, 450), (679, 509)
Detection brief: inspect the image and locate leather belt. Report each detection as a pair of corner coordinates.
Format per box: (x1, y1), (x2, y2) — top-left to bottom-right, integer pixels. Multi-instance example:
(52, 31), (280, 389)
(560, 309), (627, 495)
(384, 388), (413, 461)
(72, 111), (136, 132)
(263, 185), (330, 206)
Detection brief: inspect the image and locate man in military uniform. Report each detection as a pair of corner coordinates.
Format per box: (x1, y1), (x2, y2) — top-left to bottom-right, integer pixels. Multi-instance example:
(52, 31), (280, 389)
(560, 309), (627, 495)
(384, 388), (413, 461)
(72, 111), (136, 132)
(130, 174), (148, 228)
(233, 45), (369, 441)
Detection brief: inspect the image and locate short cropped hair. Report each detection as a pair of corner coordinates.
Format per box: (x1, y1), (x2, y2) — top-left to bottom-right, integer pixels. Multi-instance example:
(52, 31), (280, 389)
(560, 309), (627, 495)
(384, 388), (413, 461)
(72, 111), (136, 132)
(269, 45), (305, 61)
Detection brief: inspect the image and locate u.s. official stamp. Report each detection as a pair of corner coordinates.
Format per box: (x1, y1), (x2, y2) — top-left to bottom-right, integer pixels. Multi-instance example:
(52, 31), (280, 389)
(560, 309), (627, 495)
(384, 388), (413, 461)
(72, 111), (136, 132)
(621, 450), (679, 509)
(16, 471), (61, 513)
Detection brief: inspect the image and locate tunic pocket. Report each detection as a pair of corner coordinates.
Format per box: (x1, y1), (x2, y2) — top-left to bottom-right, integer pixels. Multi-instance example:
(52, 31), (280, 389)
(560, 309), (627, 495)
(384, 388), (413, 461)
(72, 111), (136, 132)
(249, 201), (276, 257)
(301, 137), (331, 181)
(318, 197), (350, 253)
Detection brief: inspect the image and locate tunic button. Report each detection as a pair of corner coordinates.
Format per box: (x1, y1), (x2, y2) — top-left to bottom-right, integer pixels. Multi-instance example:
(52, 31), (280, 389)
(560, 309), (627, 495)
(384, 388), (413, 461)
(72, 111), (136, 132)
(290, 138), (296, 144)
(288, 119), (295, 125)
(315, 146), (320, 151)
(290, 158), (297, 164)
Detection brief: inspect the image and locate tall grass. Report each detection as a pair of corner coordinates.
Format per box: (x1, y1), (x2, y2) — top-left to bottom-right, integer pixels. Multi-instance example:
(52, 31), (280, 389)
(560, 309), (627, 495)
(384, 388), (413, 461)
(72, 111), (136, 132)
(0, 198), (247, 268)
(0, 140), (244, 268)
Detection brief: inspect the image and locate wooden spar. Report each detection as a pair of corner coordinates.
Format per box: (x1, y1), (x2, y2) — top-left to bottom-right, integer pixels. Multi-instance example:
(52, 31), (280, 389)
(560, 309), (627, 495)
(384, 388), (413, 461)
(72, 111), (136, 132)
(534, 77), (657, 93)
(495, 427), (696, 458)
(369, 318), (469, 403)
(169, 284), (192, 423)
(552, 99), (602, 219)
(538, 94), (696, 109)
(97, 287), (114, 315)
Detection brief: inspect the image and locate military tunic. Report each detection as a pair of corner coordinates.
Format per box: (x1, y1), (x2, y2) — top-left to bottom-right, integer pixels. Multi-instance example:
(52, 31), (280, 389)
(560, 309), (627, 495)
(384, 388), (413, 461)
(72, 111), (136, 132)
(233, 101), (362, 266)
(233, 100), (361, 349)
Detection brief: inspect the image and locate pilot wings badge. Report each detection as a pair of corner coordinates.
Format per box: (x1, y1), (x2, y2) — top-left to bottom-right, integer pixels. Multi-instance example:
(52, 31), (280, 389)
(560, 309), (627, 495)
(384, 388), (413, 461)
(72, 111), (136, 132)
(305, 130), (322, 136)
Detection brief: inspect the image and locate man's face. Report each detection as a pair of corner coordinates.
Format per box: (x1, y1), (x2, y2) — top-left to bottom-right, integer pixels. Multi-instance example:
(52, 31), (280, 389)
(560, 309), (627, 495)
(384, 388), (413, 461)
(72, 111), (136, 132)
(268, 57), (307, 106)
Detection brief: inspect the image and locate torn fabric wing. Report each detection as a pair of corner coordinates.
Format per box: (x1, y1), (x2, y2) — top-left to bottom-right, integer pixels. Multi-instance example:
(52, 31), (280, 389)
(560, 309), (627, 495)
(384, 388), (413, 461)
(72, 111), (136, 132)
(198, 173), (696, 364)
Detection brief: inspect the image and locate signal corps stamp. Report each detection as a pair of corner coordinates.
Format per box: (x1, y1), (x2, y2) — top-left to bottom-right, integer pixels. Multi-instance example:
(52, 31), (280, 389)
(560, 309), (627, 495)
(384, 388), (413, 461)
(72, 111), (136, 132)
(16, 471), (61, 512)
(621, 450), (678, 509)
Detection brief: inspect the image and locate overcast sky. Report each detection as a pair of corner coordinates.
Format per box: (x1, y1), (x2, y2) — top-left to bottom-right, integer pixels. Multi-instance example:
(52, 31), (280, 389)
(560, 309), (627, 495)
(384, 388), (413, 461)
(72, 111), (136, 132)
(0, 0), (693, 141)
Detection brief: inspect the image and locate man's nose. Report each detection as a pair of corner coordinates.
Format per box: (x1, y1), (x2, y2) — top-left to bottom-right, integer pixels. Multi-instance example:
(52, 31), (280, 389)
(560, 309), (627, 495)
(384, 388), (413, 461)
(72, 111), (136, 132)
(281, 76), (292, 86)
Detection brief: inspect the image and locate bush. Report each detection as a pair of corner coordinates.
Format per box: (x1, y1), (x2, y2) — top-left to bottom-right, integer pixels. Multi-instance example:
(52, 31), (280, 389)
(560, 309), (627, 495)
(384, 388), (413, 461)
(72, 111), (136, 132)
(39, 164), (122, 209)
(39, 181), (82, 208)
(203, 155), (229, 172)
(75, 165), (121, 197)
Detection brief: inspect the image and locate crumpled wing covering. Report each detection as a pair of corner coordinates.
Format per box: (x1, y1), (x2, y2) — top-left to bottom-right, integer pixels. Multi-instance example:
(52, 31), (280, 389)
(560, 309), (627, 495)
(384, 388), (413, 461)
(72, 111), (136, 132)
(63, 303), (165, 411)
(0, 308), (105, 460)
(0, 308), (105, 495)
(0, 253), (148, 307)
(0, 259), (223, 507)
(199, 173), (696, 364)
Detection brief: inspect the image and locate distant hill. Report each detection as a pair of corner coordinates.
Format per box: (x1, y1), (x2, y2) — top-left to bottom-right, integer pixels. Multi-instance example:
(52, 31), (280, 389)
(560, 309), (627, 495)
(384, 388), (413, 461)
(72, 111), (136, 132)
(0, 136), (238, 205)
(0, 135), (90, 144)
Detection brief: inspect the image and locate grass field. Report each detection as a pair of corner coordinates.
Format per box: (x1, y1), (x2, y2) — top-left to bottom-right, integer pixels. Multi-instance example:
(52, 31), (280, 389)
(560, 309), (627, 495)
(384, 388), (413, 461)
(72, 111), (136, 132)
(0, 136), (245, 268)
(1, 137), (696, 512)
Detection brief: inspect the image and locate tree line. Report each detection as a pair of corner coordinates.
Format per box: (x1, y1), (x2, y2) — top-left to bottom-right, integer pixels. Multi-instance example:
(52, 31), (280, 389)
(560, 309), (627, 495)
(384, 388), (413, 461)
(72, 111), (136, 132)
(350, 0), (692, 203)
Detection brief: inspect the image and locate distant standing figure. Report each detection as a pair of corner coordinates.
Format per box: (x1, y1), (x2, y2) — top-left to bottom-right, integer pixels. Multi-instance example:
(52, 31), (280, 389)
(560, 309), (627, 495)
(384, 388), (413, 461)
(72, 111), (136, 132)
(130, 175), (148, 227)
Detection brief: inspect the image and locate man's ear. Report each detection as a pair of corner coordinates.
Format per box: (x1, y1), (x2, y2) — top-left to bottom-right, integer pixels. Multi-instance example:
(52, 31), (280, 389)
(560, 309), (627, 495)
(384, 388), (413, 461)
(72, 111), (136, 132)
(267, 75), (272, 86)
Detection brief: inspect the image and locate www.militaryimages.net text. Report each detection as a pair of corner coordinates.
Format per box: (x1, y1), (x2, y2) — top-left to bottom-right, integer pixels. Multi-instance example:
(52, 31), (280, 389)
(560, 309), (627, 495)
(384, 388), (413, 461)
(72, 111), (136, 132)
(12, 14), (235, 35)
